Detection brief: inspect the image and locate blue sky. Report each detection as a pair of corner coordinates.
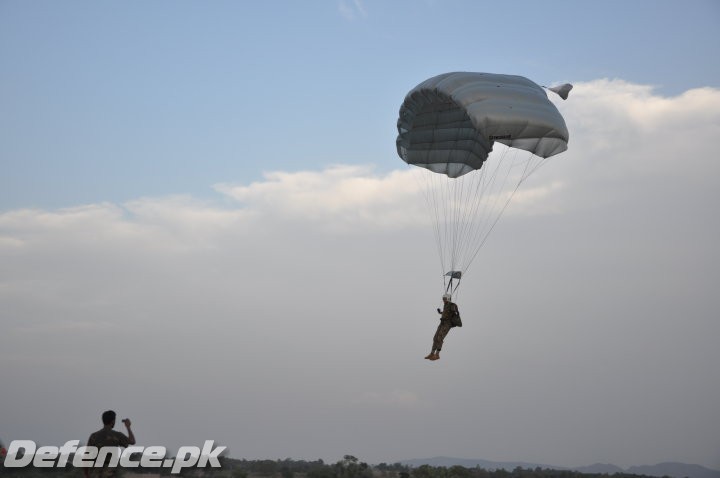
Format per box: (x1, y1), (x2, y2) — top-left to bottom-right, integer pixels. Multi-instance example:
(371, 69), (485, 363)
(2, 0), (718, 210)
(1, 0), (720, 471)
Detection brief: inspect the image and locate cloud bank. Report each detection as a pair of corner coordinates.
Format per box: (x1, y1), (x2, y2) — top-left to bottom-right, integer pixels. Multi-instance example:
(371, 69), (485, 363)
(1, 80), (719, 469)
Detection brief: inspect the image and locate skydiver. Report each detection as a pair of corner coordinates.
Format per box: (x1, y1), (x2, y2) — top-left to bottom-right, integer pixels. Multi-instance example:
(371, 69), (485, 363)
(425, 293), (460, 361)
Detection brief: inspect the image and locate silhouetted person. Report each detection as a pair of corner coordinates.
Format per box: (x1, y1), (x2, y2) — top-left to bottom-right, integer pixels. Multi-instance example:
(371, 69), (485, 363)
(85, 410), (135, 478)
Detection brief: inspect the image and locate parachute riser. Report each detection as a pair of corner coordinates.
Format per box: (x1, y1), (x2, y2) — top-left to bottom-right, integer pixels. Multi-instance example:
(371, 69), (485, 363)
(444, 270), (462, 297)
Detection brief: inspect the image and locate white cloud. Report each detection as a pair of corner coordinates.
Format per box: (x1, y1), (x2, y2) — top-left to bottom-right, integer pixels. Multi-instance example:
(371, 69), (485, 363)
(0, 196), (254, 254)
(214, 165), (426, 231)
(338, 0), (367, 20)
(3, 79), (715, 244)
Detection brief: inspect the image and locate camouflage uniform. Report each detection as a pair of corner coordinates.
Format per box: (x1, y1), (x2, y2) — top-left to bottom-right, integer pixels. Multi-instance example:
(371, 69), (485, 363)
(88, 427), (132, 448)
(432, 301), (458, 352)
(87, 427), (132, 478)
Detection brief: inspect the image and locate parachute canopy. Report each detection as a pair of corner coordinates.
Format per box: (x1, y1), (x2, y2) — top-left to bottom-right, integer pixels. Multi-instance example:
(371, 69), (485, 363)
(396, 72), (571, 294)
(397, 72), (570, 178)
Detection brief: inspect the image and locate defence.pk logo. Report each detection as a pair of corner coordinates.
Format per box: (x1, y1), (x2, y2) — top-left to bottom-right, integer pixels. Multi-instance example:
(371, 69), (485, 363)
(3, 440), (226, 474)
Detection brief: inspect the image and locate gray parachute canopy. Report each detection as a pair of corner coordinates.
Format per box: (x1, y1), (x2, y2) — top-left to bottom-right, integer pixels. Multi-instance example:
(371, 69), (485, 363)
(396, 72), (570, 178)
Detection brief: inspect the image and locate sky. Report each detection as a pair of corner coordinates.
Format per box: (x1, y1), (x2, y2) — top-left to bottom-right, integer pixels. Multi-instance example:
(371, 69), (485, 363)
(1, 0), (719, 471)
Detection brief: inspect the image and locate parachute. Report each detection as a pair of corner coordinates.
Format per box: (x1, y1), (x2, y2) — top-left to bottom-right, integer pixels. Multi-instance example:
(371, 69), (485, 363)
(396, 72), (571, 295)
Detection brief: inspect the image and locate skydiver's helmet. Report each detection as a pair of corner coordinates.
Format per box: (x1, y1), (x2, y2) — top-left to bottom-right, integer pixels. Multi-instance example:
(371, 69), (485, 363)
(442, 293), (451, 301)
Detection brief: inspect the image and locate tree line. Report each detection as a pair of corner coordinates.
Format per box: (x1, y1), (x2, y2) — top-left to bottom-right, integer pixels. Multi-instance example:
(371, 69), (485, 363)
(1, 454), (661, 478)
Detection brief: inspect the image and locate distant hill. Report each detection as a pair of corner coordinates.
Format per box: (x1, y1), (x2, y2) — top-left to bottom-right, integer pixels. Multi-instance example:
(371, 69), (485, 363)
(626, 463), (720, 478)
(398, 457), (720, 478)
(573, 464), (625, 474)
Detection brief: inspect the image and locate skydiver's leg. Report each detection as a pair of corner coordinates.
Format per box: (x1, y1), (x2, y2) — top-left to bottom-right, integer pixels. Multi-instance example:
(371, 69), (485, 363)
(426, 323), (444, 359)
(434, 324), (445, 348)
(432, 322), (452, 360)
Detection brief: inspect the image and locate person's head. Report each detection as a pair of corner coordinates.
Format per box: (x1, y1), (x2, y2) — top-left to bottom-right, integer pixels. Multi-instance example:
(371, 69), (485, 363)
(442, 293), (451, 302)
(102, 410), (117, 426)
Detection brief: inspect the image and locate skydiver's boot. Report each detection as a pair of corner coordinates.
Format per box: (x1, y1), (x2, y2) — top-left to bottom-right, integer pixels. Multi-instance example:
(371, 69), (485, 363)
(424, 353), (435, 360)
(431, 353), (440, 361)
